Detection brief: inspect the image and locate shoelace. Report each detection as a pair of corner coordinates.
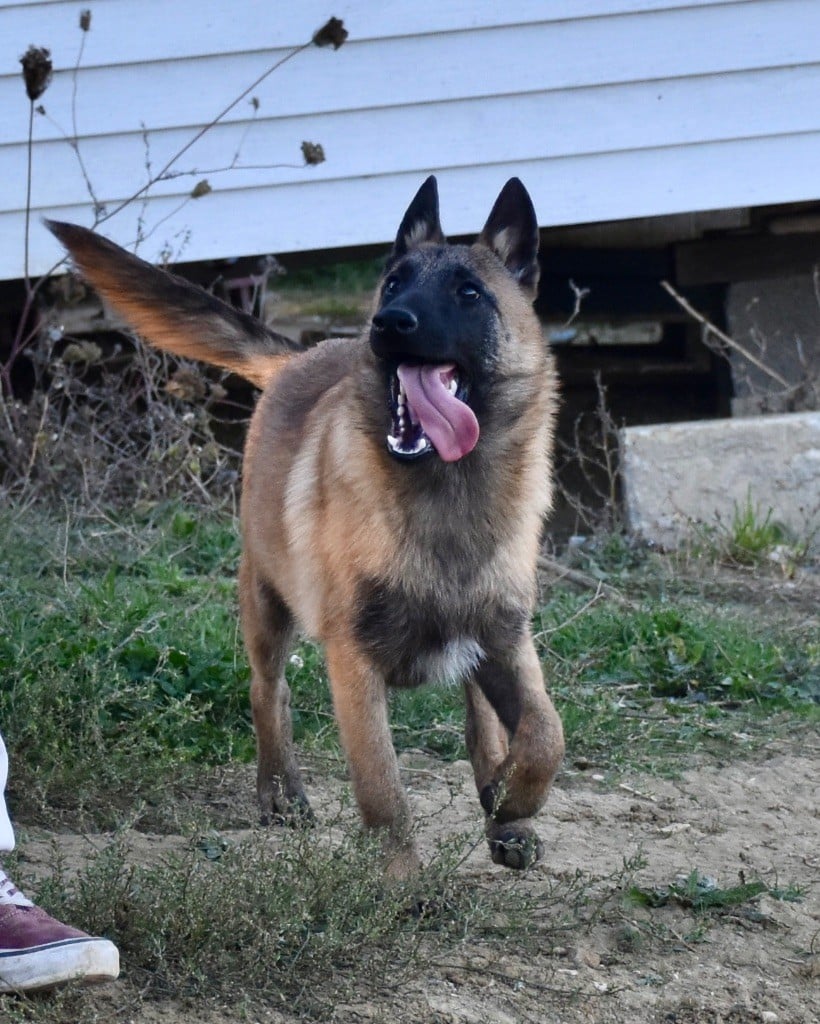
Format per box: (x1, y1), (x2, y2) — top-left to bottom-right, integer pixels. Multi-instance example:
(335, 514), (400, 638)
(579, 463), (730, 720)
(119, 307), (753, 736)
(0, 870), (34, 907)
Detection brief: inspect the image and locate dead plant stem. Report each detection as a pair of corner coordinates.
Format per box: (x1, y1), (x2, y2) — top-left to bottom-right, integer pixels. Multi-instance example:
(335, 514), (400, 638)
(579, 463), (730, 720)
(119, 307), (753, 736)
(660, 280), (789, 388)
(537, 555), (636, 608)
(23, 101), (34, 289)
(70, 25), (100, 215)
(97, 40), (314, 227)
(22, 390), (49, 487)
(536, 583), (606, 638)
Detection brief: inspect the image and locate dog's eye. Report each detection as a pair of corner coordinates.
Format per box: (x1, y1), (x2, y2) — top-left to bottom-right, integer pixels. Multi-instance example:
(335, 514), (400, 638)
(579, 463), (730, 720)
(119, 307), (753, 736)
(458, 282), (481, 302)
(383, 275), (400, 297)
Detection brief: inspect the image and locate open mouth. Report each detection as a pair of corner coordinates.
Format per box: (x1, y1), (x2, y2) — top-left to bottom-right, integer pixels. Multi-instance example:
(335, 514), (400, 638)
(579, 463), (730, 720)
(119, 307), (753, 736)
(386, 362), (480, 463)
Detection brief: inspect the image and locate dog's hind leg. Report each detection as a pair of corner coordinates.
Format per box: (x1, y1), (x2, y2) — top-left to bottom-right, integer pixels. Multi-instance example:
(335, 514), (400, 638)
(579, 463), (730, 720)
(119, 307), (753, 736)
(468, 637), (564, 869)
(324, 638), (421, 880)
(240, 558), (311, 825)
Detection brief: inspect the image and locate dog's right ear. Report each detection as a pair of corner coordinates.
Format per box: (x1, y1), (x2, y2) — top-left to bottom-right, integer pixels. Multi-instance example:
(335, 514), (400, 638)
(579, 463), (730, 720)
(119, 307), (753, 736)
(389, 176), (445, 262)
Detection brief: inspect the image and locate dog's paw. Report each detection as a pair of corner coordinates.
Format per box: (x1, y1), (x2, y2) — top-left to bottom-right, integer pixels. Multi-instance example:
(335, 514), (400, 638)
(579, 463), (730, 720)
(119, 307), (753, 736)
(383, 844), (422, 882)
(260, 794), (315, 829)
(486, 821), (543, 870)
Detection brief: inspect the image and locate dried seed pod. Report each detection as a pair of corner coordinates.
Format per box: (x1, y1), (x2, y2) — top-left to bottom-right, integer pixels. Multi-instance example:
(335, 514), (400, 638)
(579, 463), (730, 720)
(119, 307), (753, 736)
(301, 141), (325, 166)
(20, 45), (53, 101)
(312, 17), (347, 50)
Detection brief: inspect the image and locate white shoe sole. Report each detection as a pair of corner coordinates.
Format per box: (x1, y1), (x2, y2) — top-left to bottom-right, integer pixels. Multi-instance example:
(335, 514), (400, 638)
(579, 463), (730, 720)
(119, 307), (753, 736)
(0, 937), (119, 993)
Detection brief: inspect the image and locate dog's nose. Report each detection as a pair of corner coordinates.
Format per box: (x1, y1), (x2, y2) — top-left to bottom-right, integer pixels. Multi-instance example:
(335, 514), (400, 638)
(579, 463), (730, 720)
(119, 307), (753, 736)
(372, 307), (418, 336)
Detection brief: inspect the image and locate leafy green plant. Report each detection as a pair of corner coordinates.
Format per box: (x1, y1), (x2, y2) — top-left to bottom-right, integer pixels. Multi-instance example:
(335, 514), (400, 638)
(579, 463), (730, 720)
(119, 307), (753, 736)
(537, 590), (818, 772)
(0, 506), (251, 823)
(695, 490), (811, 571)
(628, 869), (803, 914)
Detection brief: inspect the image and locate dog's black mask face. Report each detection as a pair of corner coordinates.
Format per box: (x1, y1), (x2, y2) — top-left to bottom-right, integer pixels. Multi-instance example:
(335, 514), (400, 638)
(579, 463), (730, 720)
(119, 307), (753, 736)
(371, 247), (498, 462)
(369, 176), (540, 463)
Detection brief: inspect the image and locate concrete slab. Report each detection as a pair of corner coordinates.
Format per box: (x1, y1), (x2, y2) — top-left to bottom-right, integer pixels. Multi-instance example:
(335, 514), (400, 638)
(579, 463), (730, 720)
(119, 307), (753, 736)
(620, 412), (820, 551)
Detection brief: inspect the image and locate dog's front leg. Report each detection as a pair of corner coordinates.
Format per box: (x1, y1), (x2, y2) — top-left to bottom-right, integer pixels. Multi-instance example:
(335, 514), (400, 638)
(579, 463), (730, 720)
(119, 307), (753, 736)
(324, 638), (420, 880)
(467, 636), (564, 869)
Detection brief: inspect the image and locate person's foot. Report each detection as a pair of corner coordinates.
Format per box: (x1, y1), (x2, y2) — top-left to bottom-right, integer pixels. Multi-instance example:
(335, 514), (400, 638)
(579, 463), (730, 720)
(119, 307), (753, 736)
(0, 873), (119, 993)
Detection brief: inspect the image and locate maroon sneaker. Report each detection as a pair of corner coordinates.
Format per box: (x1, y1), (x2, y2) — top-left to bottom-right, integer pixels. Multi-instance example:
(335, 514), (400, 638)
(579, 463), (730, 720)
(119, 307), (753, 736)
(0, 901), (119, 993)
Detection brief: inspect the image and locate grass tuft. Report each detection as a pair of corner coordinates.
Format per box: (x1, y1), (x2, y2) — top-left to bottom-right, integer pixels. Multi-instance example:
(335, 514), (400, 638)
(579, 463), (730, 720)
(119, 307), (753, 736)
(693, 491), (814, 572)
(19, 821), (573, 1017)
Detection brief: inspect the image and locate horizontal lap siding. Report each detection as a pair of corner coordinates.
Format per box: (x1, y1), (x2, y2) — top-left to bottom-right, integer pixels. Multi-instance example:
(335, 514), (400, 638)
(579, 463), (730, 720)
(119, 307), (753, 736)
(0, 0), (739, 64)
(0, 0), (818, 278)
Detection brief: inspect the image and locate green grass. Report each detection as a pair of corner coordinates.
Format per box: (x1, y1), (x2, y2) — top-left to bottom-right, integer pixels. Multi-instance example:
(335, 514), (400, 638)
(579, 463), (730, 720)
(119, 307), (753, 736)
(0, 505), (252, 824)
(1, 506), (817, 829)
(692, 490), (814, 571)
(276, 256), (383, 297)
(272, 256), (384, 321)
(540, 591), (818, 771)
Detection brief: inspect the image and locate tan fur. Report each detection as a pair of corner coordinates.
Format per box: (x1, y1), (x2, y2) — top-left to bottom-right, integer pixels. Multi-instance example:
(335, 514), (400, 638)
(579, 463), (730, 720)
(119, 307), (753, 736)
(48, 179), (564, 877)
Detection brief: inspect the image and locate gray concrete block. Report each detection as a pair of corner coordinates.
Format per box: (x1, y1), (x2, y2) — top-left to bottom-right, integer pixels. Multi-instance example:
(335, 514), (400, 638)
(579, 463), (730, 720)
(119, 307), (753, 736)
(620, 412), (820, 550)
(726, 275), (820, 416)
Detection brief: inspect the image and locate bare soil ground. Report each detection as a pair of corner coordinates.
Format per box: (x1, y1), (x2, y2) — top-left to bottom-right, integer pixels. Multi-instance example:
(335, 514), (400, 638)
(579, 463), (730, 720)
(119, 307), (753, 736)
(18, 737), (819, 1024)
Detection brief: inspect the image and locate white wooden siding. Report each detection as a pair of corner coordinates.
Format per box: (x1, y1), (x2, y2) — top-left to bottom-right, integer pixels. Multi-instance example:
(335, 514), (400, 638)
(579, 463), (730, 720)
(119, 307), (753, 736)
(1, 0), (819, 280)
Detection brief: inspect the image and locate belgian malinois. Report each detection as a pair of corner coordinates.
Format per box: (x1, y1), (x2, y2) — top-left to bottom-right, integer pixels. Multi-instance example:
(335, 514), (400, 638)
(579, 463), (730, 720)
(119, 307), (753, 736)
(49, 177), (564, 878)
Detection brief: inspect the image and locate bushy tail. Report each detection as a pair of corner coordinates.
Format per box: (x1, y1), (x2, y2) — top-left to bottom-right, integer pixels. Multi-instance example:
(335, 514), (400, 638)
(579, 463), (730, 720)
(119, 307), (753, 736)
(47, 221), (302, 389)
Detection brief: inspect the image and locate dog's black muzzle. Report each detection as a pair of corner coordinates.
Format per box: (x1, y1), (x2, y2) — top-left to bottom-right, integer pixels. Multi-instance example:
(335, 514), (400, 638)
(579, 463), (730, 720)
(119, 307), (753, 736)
(370, 305), (429, 363)
(372, 306), (418, 338)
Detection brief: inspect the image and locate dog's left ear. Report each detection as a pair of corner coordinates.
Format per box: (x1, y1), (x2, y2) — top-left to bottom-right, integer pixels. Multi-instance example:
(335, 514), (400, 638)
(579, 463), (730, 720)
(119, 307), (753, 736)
(390, 175), (445, 262)
(478, 178), (540, 297)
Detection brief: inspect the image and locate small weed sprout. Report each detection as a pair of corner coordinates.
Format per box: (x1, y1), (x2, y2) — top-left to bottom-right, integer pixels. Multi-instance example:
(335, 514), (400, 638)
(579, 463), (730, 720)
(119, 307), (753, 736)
(692, 489), (812, 573)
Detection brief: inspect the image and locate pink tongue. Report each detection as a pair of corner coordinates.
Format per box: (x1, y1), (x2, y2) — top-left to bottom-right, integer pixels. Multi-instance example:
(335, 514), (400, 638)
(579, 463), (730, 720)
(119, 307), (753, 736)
(397, 363), (479, 462)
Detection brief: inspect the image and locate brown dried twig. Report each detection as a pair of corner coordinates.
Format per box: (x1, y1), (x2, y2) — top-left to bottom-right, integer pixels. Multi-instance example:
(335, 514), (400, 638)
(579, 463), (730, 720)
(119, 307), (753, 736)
(5, 15), (346, 398)
(660, 279), (789, 388)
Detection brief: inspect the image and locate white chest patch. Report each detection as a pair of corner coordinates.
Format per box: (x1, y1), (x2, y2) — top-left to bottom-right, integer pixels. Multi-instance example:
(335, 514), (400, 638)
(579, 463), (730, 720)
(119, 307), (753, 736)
(422, 638), (485, 685)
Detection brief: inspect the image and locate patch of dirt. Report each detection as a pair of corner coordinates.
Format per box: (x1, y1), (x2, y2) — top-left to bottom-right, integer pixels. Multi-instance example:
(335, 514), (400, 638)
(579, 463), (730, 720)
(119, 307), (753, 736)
(15, 741), (819, 1024)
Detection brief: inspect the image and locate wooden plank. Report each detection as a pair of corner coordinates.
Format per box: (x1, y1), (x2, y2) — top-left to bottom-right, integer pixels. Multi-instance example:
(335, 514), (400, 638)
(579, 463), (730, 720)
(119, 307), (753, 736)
(676, 232), (820, 284)
(5, 130), (819, 281)
(3, 1), (820, 146)
(4, 63), (820, 212)
(0, 0), (743, 65)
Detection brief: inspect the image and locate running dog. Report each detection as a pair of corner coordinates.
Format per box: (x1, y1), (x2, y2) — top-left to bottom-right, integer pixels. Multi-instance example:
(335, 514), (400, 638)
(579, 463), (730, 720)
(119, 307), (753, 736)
(49, 176), (564, 878)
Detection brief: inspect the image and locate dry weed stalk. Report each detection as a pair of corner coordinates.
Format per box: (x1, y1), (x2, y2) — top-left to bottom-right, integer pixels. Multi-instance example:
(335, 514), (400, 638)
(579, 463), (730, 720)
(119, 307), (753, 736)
(554, 373), (624, 537)
(1, 338), (242, 510)
(661, 278), (819, 413)
(4, 13), (347, 508)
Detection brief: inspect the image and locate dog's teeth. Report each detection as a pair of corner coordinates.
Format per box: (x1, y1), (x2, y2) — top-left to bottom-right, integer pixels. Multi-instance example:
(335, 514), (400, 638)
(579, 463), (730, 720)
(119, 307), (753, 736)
(387, 431), (431, 456)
